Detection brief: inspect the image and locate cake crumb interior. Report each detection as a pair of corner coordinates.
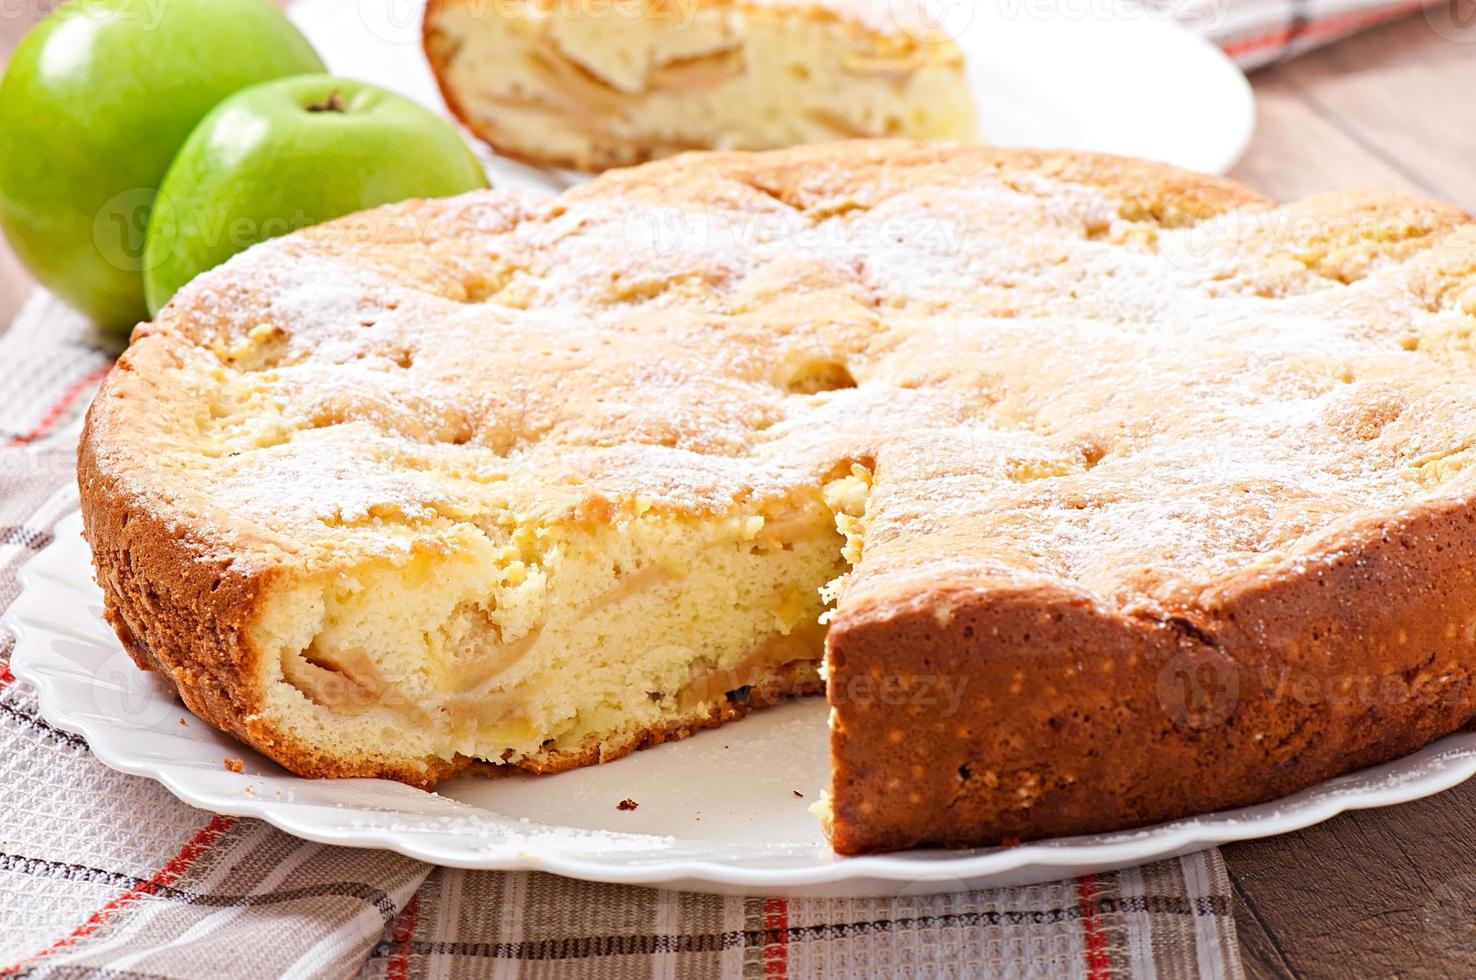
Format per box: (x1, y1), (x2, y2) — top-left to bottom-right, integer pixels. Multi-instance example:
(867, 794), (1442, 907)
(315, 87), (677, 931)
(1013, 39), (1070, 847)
(250, 471), (871, 775)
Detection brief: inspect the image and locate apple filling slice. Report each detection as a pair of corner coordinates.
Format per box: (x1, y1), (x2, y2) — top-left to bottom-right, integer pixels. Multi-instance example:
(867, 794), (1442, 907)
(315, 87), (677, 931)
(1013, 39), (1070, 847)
(425, 0), (978, 169)
(254, 477), (869, 780)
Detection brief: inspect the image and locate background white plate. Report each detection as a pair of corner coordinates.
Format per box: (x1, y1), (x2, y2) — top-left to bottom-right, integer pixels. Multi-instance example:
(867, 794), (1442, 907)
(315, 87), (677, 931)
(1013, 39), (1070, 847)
(288, 0), (1256, 193)
(12, 511), (1476, 896)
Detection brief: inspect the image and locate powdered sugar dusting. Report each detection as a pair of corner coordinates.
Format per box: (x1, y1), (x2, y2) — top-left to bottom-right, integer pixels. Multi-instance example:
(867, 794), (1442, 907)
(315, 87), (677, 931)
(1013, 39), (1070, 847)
(104, 143), (1476, 613)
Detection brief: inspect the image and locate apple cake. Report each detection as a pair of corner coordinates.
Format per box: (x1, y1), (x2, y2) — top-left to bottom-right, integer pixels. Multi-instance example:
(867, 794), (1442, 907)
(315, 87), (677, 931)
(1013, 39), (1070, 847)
(80, 142), (1476, 854)
(422, 0), (978, 170)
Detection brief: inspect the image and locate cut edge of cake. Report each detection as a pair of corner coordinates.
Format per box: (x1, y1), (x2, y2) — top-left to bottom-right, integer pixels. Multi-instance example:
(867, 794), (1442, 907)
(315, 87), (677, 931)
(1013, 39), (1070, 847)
(81, 364), (877, 786)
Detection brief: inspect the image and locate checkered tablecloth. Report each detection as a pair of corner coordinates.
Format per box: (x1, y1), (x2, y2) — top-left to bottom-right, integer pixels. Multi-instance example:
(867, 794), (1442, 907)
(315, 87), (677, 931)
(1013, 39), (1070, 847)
(11, 0), (1458, 971)
(0, 295), (1246, 978)
(1180, 0), (1452, 67)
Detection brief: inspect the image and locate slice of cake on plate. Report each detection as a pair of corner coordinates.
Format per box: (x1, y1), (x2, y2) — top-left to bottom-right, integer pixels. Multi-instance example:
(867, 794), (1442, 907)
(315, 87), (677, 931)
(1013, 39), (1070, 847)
(423, 0), (978, 169)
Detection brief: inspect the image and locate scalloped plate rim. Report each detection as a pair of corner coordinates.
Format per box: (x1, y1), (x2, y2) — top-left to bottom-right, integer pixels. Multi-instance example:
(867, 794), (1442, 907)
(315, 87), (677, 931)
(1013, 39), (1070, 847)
(9, 509), (1476, 893)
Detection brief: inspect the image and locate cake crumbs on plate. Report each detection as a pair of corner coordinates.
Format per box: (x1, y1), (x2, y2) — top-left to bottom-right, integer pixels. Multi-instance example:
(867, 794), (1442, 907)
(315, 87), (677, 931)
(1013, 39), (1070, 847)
(617, 798), (639, 811)
(224, 757), (244, 773)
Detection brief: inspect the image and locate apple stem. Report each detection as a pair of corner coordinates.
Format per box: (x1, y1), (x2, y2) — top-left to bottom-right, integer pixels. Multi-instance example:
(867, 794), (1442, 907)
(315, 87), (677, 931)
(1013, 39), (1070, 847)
(307, 92), (346, 114)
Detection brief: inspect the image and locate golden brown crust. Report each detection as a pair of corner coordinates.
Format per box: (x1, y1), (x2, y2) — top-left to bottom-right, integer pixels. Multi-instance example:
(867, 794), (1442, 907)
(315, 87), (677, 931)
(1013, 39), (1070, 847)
(826, 498), (1476, 853)
(79, 377), (469, 788)
(79, 140), (1476, 852)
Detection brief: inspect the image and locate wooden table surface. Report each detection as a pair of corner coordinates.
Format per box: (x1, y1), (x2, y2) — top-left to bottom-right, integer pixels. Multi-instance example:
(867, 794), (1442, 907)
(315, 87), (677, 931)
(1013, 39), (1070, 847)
(4, 5), (1476, 977)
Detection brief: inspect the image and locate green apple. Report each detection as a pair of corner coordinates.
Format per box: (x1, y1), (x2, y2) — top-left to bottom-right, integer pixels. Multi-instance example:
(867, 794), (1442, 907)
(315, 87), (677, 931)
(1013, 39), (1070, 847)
(0, 0), (324, 333)
(143, 75), (490, 314)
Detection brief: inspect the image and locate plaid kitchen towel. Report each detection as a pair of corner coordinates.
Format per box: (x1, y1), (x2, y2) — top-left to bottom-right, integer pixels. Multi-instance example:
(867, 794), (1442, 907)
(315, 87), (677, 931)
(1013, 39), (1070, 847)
(0, 293), (1245, 977)
(1170, 0), (1458, 68)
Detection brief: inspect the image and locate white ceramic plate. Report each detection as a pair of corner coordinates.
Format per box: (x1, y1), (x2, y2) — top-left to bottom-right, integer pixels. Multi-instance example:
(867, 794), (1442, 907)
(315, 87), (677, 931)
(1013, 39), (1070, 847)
(288, 0), (1255, 193)
(6, 6), (1266, 896)
(12, 510), (1476, 896)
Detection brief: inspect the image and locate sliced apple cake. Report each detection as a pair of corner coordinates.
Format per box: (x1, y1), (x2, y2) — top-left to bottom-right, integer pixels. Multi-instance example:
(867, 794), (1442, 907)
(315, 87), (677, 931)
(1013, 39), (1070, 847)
(81, 142), (1476, 853)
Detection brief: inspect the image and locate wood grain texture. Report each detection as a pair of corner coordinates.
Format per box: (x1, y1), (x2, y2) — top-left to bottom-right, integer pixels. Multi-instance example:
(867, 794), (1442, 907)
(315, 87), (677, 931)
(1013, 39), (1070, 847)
(1225, 13), (1476, 978)
(1226, 781), (1476, 978)
(3, 3), (1476, 975)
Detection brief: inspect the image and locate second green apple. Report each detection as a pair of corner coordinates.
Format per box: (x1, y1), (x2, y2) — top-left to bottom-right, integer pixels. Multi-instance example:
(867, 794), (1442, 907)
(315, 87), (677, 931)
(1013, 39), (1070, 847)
(144, 75), (489, 315)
